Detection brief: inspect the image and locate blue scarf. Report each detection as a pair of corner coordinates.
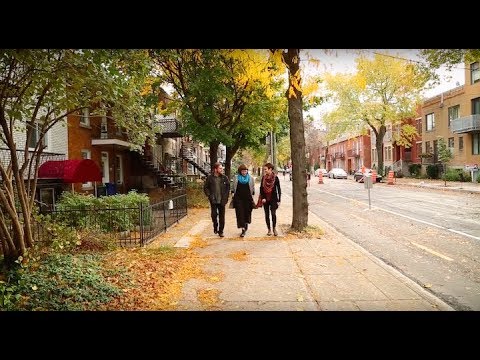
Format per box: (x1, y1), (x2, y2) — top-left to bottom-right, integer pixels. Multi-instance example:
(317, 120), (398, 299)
(238, 173), (250, 184)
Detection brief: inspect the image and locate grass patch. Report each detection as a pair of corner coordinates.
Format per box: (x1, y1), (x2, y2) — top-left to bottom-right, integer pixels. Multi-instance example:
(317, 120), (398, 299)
(281, 224), (325, 239)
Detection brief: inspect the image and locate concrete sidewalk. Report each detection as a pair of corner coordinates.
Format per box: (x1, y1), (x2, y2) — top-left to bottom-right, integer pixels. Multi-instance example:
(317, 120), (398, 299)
(173, 186), (453, 311)
(387, 177), (480, 194)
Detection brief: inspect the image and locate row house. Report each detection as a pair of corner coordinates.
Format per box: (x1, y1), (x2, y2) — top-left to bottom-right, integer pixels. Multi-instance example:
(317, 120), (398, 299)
(421, 61), (480, 173)
(65, 107), (211, 197)
(0, 118), (67, 210)
(323, 121), (421, 176)
(323, 134), (371, 174)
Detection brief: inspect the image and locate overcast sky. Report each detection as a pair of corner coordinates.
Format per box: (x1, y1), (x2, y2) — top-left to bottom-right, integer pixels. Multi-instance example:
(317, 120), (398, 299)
(301, 49), (465, 124)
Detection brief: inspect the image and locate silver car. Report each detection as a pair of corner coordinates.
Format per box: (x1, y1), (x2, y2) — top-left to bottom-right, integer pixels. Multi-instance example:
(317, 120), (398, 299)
(328, 168), (348, 179)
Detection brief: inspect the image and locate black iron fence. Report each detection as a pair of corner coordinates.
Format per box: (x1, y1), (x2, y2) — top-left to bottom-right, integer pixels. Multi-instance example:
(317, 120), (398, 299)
(38, 194), (187, 247)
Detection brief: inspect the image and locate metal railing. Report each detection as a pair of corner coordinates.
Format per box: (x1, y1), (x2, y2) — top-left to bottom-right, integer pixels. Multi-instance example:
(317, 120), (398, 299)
(451, 114), (480, 133)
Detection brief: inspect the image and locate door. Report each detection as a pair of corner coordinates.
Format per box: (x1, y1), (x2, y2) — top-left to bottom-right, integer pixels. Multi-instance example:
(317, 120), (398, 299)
(101, 152), (109, 184)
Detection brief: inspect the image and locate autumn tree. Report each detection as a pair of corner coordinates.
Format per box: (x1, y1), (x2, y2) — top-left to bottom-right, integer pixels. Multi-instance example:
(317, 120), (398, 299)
(0, 49), (154, 264)
(149, 49), (286, 179)
(420, 49), (480, 72)
(271, 49), (309, 231)
(324, 53), (427, 176)
(437, 137), (453, 187)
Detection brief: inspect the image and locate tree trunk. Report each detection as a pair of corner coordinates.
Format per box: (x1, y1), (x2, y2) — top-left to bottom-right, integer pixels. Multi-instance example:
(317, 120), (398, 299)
(283, 49), (308, 231)
(209, 141), (219, 173)
(225, 147), (235, 179)
(376, 124), (386, 176)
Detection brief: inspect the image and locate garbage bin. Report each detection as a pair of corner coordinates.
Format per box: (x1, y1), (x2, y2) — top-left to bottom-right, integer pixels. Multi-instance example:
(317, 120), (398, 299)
(96, 186), (107, 197)
(105, 182), (117, 195)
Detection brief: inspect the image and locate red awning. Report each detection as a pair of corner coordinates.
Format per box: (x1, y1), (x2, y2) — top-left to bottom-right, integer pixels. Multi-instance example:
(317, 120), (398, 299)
(38, 159), (102, 183)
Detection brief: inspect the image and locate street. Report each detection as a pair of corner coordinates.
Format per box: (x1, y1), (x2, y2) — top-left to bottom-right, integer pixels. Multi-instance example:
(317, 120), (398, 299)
(281, 175), (480, 310)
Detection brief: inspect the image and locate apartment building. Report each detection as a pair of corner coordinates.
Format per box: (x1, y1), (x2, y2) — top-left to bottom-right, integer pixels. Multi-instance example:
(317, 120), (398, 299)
(421, 61), (480, 172)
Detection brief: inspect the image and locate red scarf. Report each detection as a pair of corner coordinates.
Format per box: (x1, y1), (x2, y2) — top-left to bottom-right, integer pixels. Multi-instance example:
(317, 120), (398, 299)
(262, 173), (275, 201)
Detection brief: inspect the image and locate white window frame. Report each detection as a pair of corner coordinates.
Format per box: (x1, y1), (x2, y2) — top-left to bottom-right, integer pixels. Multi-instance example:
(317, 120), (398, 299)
(80, 108), (90, 127)
(115, 154), (123, 185)
(471, 62), (480, 85)
(426, 113), (435, 131)
(28, 122), (49, 151)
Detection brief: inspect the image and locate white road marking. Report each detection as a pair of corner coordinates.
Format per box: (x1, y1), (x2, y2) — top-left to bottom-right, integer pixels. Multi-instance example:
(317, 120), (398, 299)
(410, 241), (454, 261)
(314, 188), (480, 241)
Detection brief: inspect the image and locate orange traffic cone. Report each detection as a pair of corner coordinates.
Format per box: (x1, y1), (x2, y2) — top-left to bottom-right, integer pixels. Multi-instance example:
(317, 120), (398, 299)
(318, 171), (324, 184)
(387, 170), (394, 185)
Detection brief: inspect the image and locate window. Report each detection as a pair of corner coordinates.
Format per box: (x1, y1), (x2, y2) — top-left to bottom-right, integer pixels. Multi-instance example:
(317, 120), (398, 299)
(39, 188), (55, 212)
(115, 155), (123, 184)
(81, 149), (92, 188)
(416, 142), (422, 157)
(28, 122), (48, 150)
(471, 62), (480, 85)
(448, 137), (454, 155)
(425, 141), (432, 154)
(459, 136), (464, 151)
(473, 98), (480, 115)
(448, 105), (459, 128)
(101, 117), (108, 139)
(448, 137), (454, 149)
(415, 118), (422, 135)
(474, 133), (480, 155)
(426, 113), (435, 131)
(385, 146), (392, 161)
(80, 108), (90, 126)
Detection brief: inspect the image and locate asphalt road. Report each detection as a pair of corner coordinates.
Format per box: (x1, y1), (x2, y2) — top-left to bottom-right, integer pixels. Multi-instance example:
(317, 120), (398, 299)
(281, 176), (480, 311)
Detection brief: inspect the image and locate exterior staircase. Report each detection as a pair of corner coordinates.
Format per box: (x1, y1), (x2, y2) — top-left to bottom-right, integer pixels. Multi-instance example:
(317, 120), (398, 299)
(141, 149), (179, 189)
(180, 143), (211, 176)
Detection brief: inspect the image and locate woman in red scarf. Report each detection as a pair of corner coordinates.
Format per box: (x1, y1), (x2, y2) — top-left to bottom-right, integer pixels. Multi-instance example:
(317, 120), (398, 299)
(259, 162), (281, 236)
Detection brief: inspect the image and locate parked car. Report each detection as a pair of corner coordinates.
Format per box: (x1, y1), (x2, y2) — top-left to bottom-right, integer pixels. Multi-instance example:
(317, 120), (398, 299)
(315, 168), (328, 177)
(353, 168), (382, 183)
(328, 168), (348, 179)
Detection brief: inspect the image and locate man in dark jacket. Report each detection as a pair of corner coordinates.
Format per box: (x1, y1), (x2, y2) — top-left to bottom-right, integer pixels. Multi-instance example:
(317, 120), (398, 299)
(203, 162), (230, 237)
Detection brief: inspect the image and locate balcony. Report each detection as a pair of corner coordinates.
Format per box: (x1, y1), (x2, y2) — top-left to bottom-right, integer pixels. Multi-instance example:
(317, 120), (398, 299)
(91, 125), (135, 149)
(155, 114), (182, 138)
(451, 114), (480, 134)
(347, 149), (360, 158)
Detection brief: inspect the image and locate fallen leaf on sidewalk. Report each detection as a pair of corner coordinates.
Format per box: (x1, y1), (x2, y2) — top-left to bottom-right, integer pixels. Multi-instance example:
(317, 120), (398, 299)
(228, 250), (248, 261)
(297, 295), (304, 302)
(423, 283), (433, 288)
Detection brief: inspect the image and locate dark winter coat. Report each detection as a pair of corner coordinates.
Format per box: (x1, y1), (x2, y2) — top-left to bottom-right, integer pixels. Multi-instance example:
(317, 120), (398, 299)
(203, 174), (230, 206)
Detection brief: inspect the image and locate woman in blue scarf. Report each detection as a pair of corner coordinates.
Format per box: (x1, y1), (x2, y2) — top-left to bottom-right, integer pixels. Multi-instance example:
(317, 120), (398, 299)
(232, 164), (256, 237)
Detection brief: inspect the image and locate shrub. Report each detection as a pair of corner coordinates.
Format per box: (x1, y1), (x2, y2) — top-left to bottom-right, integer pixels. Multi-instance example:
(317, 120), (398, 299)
(442, 169), (461, 182)
(408, 163), (422, 177)
(54, 191), (150, 232)
(2, 253), (122, 311)
(426, 164), (439, 179)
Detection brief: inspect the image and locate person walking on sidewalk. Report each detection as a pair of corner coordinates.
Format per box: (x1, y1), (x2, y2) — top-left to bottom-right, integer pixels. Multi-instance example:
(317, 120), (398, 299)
(232, 164), (255, 237)
(259, 162), (281, 236)
(203, 162), (230, 237)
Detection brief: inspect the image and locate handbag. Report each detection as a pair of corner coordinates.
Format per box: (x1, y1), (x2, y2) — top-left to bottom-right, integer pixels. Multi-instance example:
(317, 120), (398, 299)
(256, 195), (263, 208)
